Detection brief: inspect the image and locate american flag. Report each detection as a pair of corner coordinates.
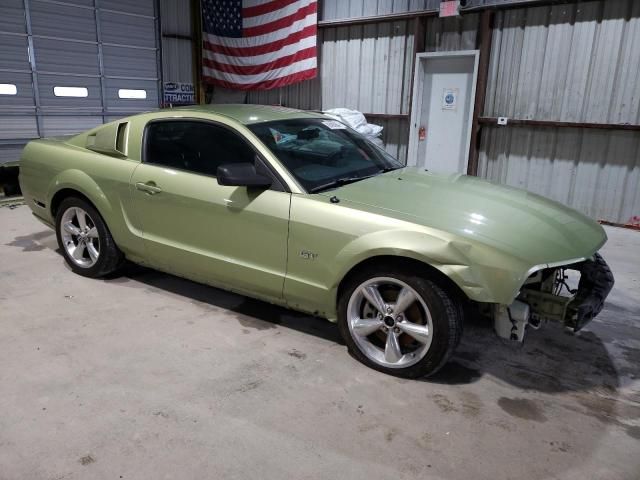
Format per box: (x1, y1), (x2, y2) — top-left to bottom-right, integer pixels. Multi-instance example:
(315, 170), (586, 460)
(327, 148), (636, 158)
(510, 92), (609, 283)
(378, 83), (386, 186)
(202, 0), (318, 90)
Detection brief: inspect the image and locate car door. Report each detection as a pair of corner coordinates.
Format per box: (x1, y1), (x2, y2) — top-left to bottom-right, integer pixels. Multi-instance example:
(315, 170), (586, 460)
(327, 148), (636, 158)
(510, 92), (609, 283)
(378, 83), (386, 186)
(129, 119), (291, 301)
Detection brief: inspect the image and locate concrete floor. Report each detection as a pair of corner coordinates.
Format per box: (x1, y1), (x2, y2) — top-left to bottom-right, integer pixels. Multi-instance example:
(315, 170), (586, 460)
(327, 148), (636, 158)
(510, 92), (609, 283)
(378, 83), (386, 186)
(0, 203), (639, 480)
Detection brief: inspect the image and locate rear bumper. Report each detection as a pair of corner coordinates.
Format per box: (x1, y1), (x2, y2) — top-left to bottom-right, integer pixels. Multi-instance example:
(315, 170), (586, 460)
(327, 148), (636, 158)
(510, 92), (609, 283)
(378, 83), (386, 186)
(565, 253), (614, 331)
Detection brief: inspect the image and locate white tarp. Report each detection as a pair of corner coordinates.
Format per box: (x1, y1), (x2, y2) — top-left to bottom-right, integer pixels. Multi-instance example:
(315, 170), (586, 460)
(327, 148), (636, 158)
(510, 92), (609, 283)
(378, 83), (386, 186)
(323, 108), (384, 147)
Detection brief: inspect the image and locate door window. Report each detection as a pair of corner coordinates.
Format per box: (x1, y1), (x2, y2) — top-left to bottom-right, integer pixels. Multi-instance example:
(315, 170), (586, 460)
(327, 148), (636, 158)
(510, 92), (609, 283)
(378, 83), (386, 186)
(144, 120), (256, 176)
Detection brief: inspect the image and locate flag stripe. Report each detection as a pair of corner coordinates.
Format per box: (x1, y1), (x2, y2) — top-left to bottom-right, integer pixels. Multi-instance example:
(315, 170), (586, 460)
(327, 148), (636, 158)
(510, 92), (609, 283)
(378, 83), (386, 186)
(203, 57), (316, 85)
(204, 68), (317, 91)
(243, 2), (316, 37)
(204, 33), (315, 65)
(243, 0), (300, 18)
(203, 24), (315, 58)
(204, 13), (315, 48)
(203, 46), (315, 75)
(243, 0), (314, 28)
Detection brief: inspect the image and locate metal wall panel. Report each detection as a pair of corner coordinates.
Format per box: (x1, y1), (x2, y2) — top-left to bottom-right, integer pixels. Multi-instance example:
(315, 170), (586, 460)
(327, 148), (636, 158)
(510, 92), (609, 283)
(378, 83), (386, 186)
(104, 115), (128, 123)
(102, 45), (158, 78)
(100, 11), (157, 49)
(0, 73), (35, 111)
(101, 0), (155, 16)
(375, 117), (410, 160)
(161, 38), (194, 84)
(479, 0), (640, 222)
(320, 0), (437, 20)
(0, 116), (38, 140)
(485, 0), (640, 123)
(58, 0), (94, 6)
(479, 126), (640, 223)
(37, 74), (102, 110)
(159, 0), (195, 86)
(41, 116), (103, 136)
(0, 146), (26, 165)
(104, 78), (159, 111)
(0, 34), (30, 71)
(160, 0), (192, 36)
(30, 0), (97, 41)
(425, 13), (478, 51)
(320, 21), (414, 114)
(319, 0), (554, 21)
(33, 37), (100, 75)
(246, 76), (322, 110)
(0, 0), (26, 33)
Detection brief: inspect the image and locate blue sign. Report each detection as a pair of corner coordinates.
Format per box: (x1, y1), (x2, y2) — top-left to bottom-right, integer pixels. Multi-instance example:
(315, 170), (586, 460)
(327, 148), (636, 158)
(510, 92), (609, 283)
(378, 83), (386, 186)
(163, 82), (195, 105)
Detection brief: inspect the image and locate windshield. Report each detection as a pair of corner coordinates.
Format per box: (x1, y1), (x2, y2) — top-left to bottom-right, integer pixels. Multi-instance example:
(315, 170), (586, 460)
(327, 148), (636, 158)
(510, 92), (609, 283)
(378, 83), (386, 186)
(248, 118), (402, 192)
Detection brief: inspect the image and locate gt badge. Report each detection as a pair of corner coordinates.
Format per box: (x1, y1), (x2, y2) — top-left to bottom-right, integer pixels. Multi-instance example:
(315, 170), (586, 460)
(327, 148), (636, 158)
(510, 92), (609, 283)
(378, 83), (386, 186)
(300, 250), (318, 260)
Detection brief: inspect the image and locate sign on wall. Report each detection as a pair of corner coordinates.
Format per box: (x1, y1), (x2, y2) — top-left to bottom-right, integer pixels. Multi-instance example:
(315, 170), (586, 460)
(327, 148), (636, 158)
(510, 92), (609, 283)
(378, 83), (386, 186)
(442, 88), (459, 111)
(163, 82), (195, 105)
(439, 0), (460, 17)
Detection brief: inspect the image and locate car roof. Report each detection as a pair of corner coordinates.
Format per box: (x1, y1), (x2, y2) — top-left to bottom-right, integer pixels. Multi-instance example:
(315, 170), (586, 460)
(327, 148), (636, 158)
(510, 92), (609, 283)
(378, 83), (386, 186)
(167, 104), (327, 125)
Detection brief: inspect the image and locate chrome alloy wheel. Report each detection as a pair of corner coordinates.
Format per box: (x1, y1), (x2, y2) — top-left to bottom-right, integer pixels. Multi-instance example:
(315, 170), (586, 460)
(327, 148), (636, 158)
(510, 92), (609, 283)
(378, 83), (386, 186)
(60, 206), (100, 268)
(347, 277), (434, 369)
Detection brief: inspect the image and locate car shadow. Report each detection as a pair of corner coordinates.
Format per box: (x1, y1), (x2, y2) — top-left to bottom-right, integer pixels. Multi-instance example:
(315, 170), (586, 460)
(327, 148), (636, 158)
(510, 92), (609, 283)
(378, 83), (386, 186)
(429, 316), (620, 393)
(115, 263), (621, 395)
(114, 263), (344, 345)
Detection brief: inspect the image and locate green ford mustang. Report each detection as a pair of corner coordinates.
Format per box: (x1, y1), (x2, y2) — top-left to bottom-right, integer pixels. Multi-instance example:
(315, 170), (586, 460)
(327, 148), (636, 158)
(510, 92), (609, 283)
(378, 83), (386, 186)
(19, 104), (614, 378)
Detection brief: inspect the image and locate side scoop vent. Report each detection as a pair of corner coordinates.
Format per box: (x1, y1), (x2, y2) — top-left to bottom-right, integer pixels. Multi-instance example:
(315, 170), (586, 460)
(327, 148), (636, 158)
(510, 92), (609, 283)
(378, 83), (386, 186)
(86, 121), (129, 157)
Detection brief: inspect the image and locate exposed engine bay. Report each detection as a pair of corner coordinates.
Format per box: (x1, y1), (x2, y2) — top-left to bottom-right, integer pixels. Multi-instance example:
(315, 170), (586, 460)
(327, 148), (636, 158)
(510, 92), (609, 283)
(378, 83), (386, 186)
(494, 253), (615, 342)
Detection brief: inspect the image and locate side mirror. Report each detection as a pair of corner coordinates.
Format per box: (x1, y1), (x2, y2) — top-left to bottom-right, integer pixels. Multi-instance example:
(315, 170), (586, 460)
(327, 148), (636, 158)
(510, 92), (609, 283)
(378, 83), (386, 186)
(216, 163), (272, 188)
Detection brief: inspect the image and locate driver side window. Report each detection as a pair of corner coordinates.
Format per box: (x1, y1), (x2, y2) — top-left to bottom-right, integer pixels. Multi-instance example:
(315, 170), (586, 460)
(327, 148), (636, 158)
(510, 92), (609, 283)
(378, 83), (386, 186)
(144, 120), (255, 177)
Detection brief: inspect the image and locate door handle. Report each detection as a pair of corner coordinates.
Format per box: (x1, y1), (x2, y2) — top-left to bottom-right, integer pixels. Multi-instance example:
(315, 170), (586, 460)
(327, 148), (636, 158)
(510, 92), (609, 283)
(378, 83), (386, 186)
(135, 182), (162, 195)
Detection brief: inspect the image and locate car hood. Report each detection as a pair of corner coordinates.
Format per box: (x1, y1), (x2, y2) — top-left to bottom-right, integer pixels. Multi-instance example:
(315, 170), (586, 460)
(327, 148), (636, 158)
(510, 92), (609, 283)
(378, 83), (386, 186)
(318, 167), (606, 266)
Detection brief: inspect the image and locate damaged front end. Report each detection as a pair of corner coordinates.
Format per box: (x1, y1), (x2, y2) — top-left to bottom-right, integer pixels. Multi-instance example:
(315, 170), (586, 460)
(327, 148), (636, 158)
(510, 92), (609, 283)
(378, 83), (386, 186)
(494, 253), (614, 342)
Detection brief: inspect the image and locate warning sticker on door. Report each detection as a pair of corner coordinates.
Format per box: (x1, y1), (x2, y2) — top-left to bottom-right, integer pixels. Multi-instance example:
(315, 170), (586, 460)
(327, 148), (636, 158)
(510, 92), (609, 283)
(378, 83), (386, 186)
(442, 88), (459, 111)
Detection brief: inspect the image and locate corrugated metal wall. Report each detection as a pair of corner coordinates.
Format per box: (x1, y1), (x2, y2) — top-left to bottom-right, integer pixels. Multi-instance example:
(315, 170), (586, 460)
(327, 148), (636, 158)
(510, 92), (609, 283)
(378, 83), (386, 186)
(160, 0), (194, 85)
(320, 0), (438, 21)
(320, 21), (414, 114)
(478, 0), (640, 223)
(425, 13), (478, 51)
(318, 0), (548, 21)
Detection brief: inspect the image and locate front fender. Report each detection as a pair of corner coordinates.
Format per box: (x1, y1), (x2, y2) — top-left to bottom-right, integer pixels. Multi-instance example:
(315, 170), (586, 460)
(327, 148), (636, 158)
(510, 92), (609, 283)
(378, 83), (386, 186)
(328, 228), (531, 309)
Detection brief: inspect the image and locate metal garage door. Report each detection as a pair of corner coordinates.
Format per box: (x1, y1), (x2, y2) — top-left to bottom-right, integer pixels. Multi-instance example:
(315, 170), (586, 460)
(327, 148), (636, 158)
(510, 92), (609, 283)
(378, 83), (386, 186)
(0, 0), (161, 166)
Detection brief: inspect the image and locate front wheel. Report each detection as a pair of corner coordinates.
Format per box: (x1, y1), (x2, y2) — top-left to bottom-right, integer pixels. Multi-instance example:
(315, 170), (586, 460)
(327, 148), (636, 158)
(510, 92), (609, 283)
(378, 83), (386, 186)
(338, 266), (462, 378)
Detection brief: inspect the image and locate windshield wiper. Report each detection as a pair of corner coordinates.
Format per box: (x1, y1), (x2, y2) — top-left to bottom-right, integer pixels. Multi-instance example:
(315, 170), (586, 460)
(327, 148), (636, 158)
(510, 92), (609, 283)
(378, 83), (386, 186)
(379, 165), (402, 173)
(308, 174), (377, 193)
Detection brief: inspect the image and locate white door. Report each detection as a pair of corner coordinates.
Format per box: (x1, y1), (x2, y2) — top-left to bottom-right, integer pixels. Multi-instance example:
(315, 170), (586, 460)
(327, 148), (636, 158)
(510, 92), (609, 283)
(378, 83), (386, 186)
(408, 51), (479, 174)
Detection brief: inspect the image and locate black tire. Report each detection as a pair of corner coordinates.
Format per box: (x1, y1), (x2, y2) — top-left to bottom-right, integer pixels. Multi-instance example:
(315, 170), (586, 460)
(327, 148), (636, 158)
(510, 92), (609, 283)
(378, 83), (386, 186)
(55, 197), (124, 278)
(338, 263), (463, 379)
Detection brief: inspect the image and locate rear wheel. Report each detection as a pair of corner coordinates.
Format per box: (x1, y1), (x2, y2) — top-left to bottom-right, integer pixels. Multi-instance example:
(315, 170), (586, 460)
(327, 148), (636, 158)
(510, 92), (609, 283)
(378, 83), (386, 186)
(338, 265), (462, 378)
(55, 197), (123, 278)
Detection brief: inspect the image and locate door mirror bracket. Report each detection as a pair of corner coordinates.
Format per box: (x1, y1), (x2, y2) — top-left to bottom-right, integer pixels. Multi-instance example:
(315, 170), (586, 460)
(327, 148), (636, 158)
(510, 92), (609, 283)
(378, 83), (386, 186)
(216, 163), (272, 188)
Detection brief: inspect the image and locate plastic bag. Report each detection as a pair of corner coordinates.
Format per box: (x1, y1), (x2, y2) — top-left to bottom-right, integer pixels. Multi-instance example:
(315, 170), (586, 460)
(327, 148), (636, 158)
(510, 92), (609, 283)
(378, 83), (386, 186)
(323, 108), (383, 140)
